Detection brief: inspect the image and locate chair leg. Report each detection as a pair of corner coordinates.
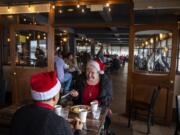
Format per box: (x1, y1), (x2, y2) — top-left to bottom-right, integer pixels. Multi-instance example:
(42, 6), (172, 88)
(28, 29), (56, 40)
(134, 109), (137, 120)
(128, 107), (132, 128)
(174, 127), (178, 135)
(151, 113), (154, 126)
(147, 112), (151, 134)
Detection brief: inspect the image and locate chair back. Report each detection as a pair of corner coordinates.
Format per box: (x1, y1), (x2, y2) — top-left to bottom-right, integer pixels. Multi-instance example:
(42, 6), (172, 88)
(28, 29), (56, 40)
(176, 95), (180, 128)
(150, 86), (160, 109)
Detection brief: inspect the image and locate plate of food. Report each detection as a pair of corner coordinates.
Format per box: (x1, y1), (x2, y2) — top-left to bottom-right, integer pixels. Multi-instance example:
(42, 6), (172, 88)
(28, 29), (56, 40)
(70, 105), (91, 113)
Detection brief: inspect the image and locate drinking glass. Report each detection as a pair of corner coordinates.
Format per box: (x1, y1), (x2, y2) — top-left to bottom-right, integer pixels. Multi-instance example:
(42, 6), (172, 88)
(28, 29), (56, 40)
(54, 105), (62, 116)
(61, 108), (69, 120)
(92, 108), (101, 120)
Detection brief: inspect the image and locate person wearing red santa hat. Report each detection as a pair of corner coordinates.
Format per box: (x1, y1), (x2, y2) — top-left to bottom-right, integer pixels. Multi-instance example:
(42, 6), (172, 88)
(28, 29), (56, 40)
(10, 71), (82, 135)
(70, 59), (112, 109)
(70, 59), (112, 134)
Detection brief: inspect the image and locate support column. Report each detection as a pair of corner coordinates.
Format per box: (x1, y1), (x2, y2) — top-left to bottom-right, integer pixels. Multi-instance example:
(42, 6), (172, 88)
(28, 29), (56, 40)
(69, 33), (76, 53)
(48, 3), (55, 71)
(91, 41), (95, 57)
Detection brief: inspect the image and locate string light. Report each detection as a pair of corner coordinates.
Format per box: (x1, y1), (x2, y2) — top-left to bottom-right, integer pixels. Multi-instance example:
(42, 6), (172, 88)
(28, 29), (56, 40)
(150, 38), (154, 44)
(159, 33), (163, 40)
(106, 3), (110, 7)
(52, 5), (55, 9)
(108, 8), (111, 12)
(7, 38), (11, 42)
(59, 9), (63, 14)
(37, 35), (41, 39)
(28, 4), (31, 10)
(77, 4), (80, 8)
(63, 37), (67, 42)
(81, 8), (85, 13)
(7, 6), (10, 12)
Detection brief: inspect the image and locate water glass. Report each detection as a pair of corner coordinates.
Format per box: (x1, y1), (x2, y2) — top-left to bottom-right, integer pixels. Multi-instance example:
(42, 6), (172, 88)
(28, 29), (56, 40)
(54, 105), (62, 116)
(90, 101), (98, 112)
(79, 110), (88, 123)
(61, 108), (69, 120)
(92, 108), (101, 120)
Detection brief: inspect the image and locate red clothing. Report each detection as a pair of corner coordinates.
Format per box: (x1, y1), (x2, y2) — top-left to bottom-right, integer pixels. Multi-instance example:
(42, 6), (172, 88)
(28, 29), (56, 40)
(34, 102), (54, 110)
(82, 82), (100, 105)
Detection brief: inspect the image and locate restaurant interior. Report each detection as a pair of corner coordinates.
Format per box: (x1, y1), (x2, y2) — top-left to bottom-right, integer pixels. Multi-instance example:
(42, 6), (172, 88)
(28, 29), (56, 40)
(0, 0), (180, 135)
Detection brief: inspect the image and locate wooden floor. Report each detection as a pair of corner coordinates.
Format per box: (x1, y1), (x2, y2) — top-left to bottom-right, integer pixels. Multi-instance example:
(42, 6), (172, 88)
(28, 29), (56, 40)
(109, 63), (175, 135)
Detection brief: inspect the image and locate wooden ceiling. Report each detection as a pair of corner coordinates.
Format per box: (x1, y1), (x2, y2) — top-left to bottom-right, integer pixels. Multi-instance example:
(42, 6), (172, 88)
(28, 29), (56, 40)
(0, 0), (179, 46)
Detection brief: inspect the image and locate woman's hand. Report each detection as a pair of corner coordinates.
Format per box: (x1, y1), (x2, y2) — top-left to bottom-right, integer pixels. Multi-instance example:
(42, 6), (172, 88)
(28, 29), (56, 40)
(70, 90), (79, 97)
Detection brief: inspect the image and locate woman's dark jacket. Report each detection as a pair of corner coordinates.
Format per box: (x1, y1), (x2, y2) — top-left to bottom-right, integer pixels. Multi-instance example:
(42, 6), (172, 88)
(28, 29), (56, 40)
(73, 74), (112, 108)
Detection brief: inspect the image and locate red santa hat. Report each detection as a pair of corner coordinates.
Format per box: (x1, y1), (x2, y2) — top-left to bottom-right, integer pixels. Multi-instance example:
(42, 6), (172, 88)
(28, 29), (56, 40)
(87, 59), (105, 74)
(30, 71), (61, 101)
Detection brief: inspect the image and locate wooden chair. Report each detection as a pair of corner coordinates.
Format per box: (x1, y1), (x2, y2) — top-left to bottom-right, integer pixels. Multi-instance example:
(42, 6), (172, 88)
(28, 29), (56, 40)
(175, 95), (180, 135)
(128, 86), (160, 134)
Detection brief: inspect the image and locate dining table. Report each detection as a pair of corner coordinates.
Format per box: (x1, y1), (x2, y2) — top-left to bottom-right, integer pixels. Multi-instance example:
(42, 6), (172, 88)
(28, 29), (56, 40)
(0, 104), (108, 135)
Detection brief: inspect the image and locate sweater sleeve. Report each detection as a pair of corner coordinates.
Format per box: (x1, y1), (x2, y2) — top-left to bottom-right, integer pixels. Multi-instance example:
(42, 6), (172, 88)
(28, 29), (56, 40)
(99, 75), (113, 108)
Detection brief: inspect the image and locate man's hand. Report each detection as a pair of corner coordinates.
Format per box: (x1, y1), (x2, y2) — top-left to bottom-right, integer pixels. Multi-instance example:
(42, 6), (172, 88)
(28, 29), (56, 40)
(74, 117), (83, 130)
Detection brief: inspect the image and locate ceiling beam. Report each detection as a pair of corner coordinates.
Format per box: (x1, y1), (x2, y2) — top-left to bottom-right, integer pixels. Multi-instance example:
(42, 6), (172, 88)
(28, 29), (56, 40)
(74, 28), (129, 34)
(55, 22), (129, 28)
(55, 0), (131, 7)
(91, 38), (129, 40)
(86, 34), (129, 38)
(111, 44), (128, 46)
(100, 40), (128, 43)
(134, 0), (180, 10)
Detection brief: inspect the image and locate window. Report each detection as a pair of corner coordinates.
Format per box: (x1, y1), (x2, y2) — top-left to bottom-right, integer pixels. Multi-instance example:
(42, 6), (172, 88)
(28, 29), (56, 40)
(177, 30), (180, 73)
(134, 30), (172, 73)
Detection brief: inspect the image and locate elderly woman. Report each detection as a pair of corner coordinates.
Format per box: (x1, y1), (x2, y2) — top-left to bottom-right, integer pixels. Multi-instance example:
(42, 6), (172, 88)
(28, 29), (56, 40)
(70, 59), (112, 109)
(70, 60), (112, 133)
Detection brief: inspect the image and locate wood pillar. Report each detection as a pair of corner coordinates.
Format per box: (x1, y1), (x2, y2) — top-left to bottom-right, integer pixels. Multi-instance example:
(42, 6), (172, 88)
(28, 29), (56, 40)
(0, 15), (3, 76)
(69, 33), (76, 53)
(48, 3), (55, 71)
(126, 0), (135, 112)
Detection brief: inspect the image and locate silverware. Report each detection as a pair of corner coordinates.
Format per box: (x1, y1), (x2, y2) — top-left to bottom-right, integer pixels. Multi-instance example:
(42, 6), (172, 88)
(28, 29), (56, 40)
(61, 92), (71, 99)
